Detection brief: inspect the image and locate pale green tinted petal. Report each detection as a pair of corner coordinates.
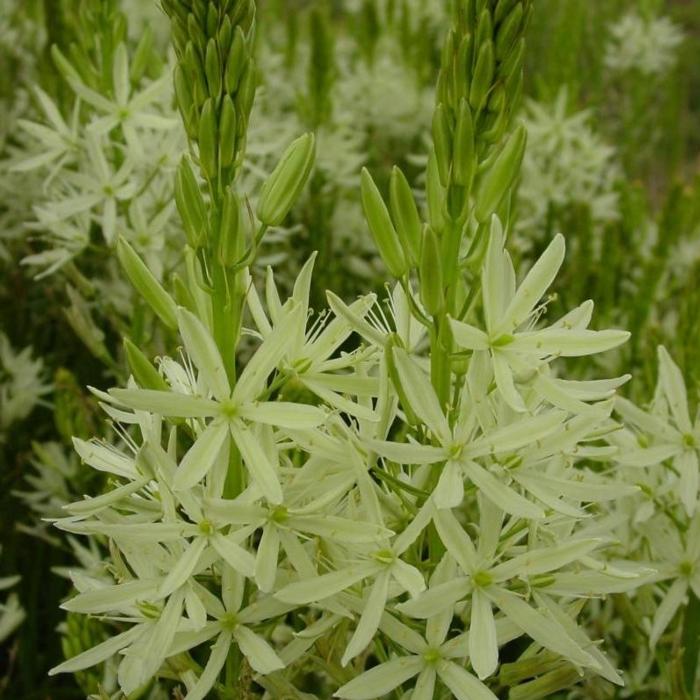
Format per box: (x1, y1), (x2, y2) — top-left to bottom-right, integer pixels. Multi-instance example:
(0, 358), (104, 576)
(396, 578), (467, 618)
(615, 396), (679, 441)
(342, 569), (391, 665)
(73, 438), (138, 478)
(109, 388), (218, 417)
(450, 319), (490, 351)
(500, 234), (565, 332)
(65, 475), (150, 514)
(533, 372), (602, 414)
(178, 307), (231, 401)
(378, 613), (428, 654)
(514, 328), (630, 357)
(335, 655), (423, 699)
(650, 578), (688, 648)
(433, 509), (477, 573)
(482, 216), (507, 331)
(616, 445), (681, 467)
(276, 564), (376, 604)
(393, 348), (451, 443)
(471, 411), (566, 456)
(658, 346), (692, 432)
(677, 450), (698, 515)
(493, 351), (526, 413)
(490, 539), (602, 581)
(392, 559), (426, 598)
(239, 401), (325, 429)
(230, 421), (283, 504)
(210, 533), (256, 577)
(234, 304), (302, 402)
(310, 294), (377, 361)
(233, 625), (284, 674)
(434, 461), (465, 509)
(437, 660), (499, 700)
(302, 379), (378, 421)
(462, 461), (544, 519)
(534, 592), (623, 686)
(185, 631), (231, 700)
(255, 525), (280, 593)
(470, 589), (498, 679)
(173, 421), (230, 491)
(370, 440), (446, 464)
(49, 625), (142, 675)
(62, 579), (158, 614)
(326, 291), (385, 347)
(287, 515), (390, 543)
(485, 587), (598, 669)
(204, 499), (266, 525)
(412, 668), (437, 700)
(157, 538), (207, 599)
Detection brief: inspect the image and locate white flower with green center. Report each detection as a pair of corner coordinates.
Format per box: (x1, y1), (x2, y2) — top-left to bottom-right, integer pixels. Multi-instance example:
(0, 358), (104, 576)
(604, 12), (684, 77)
(335, 556), (497, 700)
(246, 255), (379, 420)
(449, 221), (629, 412)
(276, 502), (432, 666)
(66, 43), (177, 155)
(110, 303), (325, 503)
(397, 504), (622, 683)
(640, 512), (700, 648)
(615, 346), (699, 515)
(370, 345), (567, 515)
(204, 487), (391, 593)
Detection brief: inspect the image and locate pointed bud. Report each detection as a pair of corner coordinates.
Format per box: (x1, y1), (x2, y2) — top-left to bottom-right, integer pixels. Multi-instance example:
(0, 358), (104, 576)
(361, 168), (408, 278)
(175, 157), (207, 248)
(198, 98), (218, 180)
(205, 38), (222, 98)
(496, 3), (523, 59)
(219, 95), (238, 168)
(419, 225), (443, 316)
(469, 40), (494, 112)
(124, 338), (169, 391)
(389, 167), (422, 267)
(225, 28), (247, 94)
(257, 133), (315, 226)
(218, 188), (244, 267)
(426, 150), (446, 233)
(117, 238), (178, 330)
(453, 98), (476, 188)
(432, 104), (453, 188)
(474, 125), (527, 223)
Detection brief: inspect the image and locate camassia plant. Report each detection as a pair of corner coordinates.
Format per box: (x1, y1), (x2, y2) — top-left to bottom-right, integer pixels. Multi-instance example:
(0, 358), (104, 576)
(47, 1), (668, 698)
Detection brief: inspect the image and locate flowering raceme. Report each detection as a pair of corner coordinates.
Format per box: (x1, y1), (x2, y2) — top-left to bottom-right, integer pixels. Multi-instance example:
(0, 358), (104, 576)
(0, 1), (690, 699)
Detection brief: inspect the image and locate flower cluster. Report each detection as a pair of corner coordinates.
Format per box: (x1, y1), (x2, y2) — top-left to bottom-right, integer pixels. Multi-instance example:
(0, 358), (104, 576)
(604, 12), (684, 78)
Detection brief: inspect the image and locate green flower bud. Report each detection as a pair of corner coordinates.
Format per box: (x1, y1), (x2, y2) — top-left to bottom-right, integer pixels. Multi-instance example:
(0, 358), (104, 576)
(198, 98), (218, 180)
(225, 27), (247, 94)
(469, 39), (494, 112)
(123, 338), (169, 392)
(453, 98), (476, 188)
(432, 103), (453, 188)
(389, 166), (422, 267)
(218, 187), (244, 267)
(205, 38), (222, 98)
(474, 125), (527, 223)
(496, 3), (524, 59)
(116, 237), (178, 330)
(174, 64), (198, 139)
(475, 8), (493, 50)
(419, 225), (444, 316)
(426, 150), (446, 233)
(495, 0), (521, 24)
(175, 156), (207, 248)
(361, 168), (407, 278)
(131, 27), (154, 83)
(219, 95), (237, 168)
(257, 133), (316, 226)
(185, 41), (207, 107)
